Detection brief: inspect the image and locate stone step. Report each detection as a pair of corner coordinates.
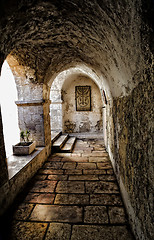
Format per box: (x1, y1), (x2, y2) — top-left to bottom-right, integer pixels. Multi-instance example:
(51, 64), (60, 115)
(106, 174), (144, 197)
(51, 131), (62, 144)
(52, 134), (69, 151)
(61, 137), (77, 153)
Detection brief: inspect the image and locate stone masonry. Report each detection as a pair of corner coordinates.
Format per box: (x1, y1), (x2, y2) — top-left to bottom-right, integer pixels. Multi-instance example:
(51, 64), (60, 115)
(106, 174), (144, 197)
(0, 138), (134, 240)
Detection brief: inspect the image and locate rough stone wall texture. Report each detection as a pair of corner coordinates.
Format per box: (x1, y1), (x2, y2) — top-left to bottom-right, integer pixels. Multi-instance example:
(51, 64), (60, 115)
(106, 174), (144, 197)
(62, 76), (103, 133)
(0, 0), (149, 97)
(17, 104), (45, 146)
(0, 107), (8, 187)
(112, 76), (153, 239)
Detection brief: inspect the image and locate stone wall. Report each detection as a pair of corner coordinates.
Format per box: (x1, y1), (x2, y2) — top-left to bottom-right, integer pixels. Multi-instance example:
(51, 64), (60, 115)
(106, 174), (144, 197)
(62, 76), (103, 133)
(111, 77), (153, 240)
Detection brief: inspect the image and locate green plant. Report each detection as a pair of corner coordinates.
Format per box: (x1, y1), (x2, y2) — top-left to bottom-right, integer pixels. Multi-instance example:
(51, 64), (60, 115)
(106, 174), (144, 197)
(20, 130), (25, 142)
(20, 130), (31, 142)
(25, 130), (30, 142)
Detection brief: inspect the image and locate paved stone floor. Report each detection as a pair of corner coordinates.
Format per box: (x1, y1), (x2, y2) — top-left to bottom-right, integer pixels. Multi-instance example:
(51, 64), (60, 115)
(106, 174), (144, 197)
(1, 138), (135, 240)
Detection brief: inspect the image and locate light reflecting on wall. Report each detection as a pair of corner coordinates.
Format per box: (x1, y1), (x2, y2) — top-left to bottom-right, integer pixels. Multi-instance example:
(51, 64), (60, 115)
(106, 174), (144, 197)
(0, 60), (20, 157)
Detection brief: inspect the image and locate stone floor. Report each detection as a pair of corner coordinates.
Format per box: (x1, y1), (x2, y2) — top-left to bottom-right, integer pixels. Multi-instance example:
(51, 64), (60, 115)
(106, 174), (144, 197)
(0, 138), (135, 240)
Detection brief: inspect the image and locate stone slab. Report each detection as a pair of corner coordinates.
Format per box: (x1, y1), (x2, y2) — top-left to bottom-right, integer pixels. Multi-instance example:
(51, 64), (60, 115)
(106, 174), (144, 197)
(84, 206), (108, 224)
(54, 194), (89, 205)
(91, 151), (109, 157)
(76, 163), (97, 169)
(90, 194), (123, 206)
(45, 223), (71, 240)
(98, 175), (116, 181)
(30, 205), (83, 223)
(61, 156), (89, 162)
(69, 175), (99, 181)
(108, 206), (126, 224)
(39, 169), (64, 175)
(64, 169), (82, 175)
(63, 162), (77, 169)
(85, 181), (119, 194)
(83, 169), (106, 175)
(71, 225), (134, 240)
(48, 174), (68, 180)
(24, 193), (55, 204)
(43, 162), (63, 169)
(97, 162), (112, 170)
(56, 181), (85, 193)
(9, 221), (48, 240)
(30, 180), (57, 193)
(13, 203), (34, 220)
(89, 156), (109, 162)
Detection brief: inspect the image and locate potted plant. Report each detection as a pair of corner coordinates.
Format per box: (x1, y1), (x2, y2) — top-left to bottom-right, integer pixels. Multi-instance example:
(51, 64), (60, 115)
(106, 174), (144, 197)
(13, 130), (36, 155)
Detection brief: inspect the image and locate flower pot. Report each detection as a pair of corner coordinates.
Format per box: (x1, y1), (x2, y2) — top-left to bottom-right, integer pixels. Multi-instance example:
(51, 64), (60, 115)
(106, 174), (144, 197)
(13, 141), (36, 155)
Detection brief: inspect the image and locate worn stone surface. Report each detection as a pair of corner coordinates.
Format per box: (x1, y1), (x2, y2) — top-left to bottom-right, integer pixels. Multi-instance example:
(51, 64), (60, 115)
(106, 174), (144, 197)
(0, 138), (134, 240)
(62, 162), (76, 169)
(90, 194), (123, 206)
(56, 181), (85, 193)
(45, 223), (71, 240)
(84, 206), (108, 224)
(83, 169), (106, 174)
(71, 225), (134, 240)
(9, 221), (48, 240)
(85, 181), (119, 194)
(76, 162), (97, 169)
(39, 169), (64, 175)
(108, 206), (126, 224)
(30, 205), (83, 223)
(113, 78), (154, 239)
(54, 194), (89, 205)
(13, 203), (34, 220)
(48, 174), (68, 181)
(64, 169), (82, 175)
(30, 180), (57, 193)
(43, 161), (63, 169)
(98, 175), (116, 181)
(69, 175), (99, 181)
(24, 193), (55, 204)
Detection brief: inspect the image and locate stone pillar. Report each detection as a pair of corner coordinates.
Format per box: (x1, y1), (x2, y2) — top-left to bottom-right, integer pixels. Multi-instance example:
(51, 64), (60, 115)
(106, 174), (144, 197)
(16, 100), (51, 146)
(0, 106), (8, 187)
(50, 100), (63, 131)
(43, 100), (52, 146)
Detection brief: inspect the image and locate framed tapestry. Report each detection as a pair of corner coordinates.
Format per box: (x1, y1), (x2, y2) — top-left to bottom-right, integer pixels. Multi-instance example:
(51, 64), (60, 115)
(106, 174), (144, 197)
(75, 86), (91, 111)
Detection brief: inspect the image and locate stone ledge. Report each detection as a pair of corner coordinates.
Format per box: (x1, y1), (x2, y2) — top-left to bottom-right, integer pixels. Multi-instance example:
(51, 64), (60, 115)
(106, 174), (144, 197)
(15, 100), (51, 106)
(7, 147), (44, 180)
(0, 147), (49, 216)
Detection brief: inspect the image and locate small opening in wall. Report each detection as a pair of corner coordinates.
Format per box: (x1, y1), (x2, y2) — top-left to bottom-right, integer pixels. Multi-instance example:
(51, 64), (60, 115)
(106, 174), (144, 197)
(0, 60), (20, 157)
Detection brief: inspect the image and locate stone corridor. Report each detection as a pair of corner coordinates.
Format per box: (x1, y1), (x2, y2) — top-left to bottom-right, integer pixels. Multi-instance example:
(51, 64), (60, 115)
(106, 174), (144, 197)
(1, 138), (134, 240)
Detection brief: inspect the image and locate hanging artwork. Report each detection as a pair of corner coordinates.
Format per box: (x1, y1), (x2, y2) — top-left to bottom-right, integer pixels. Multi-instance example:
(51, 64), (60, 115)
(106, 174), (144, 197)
(75, 86), (91, 111)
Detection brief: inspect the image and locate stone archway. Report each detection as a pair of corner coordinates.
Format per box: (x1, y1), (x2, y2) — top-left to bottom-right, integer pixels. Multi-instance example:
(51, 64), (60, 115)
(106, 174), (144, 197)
(49, 64), (109, 138)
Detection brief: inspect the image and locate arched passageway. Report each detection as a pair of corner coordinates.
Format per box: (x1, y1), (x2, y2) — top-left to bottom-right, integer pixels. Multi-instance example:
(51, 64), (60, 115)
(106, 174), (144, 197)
(0, 1), (153, 240)
(50, 65), (105, 135)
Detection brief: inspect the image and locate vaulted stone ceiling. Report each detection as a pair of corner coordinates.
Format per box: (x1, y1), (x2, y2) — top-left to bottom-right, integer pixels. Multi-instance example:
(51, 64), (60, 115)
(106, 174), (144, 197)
(0, 0), (153, 96)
